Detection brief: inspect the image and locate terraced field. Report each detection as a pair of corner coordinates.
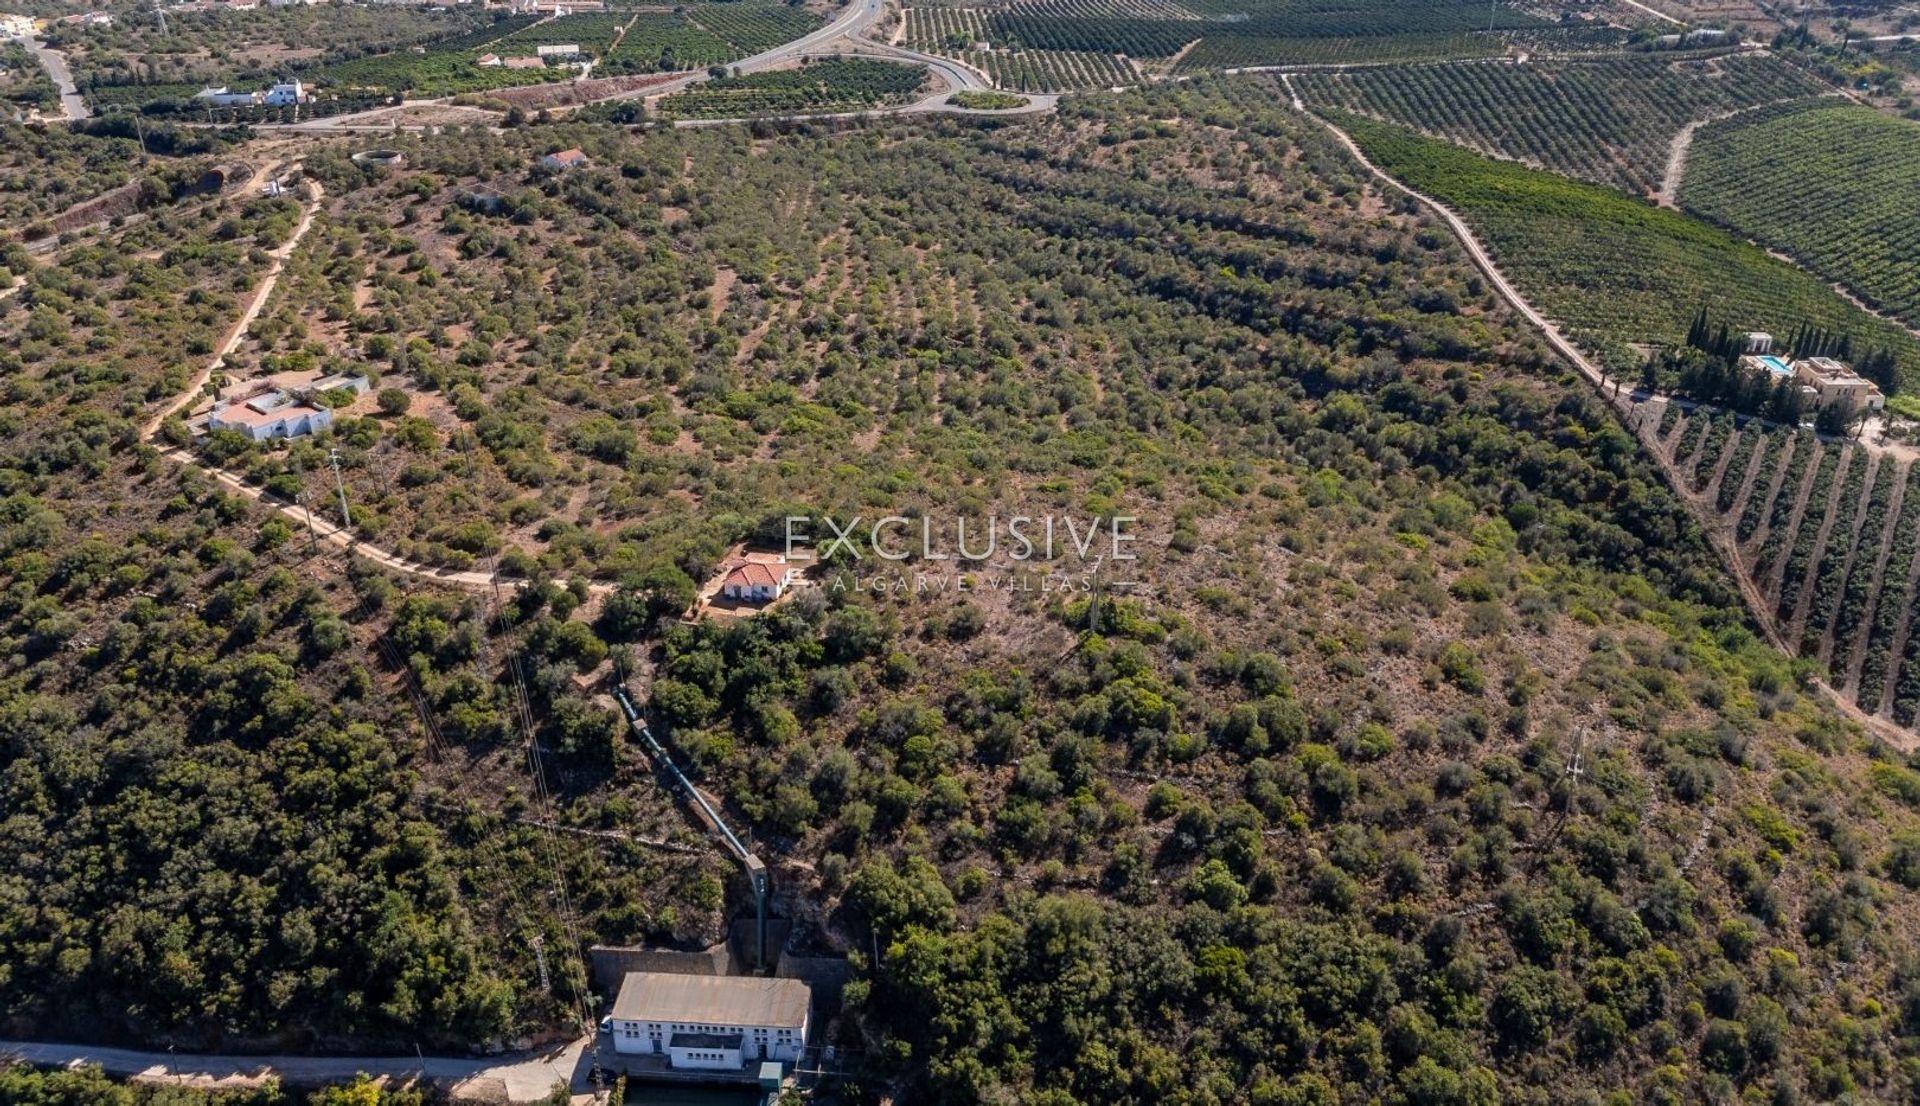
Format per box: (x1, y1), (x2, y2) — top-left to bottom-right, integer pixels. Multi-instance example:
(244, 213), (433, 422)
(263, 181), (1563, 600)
(1656, 406), (1920, 725)
(1294, 53), (1830, 195)
(1681, 99), (1920, 332)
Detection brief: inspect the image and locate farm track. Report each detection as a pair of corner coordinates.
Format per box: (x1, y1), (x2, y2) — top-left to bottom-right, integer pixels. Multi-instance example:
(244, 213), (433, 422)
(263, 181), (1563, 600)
(1808, 454), (1882, 667)
(133, 176), (608, 596)
(1724, 429), (1771, 531)
(1839, 462), (1908, 690)
(1783, 449), (1850, 640)
(1312, 106), (1919, 748)
(1741, 431), (1798, 561)
(1875, 526), (1920, 713)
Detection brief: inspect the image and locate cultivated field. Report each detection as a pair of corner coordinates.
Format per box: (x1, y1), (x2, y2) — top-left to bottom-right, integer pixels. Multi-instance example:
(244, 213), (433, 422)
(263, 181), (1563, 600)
(654, 58), (928, 118)
(901, 0), (1550, 91)
(1295, 53), (1830, 196)
(1656, 407), (1920, 725)
(1331, 110), (1920, 379)
(1682, 99), (1920, 332)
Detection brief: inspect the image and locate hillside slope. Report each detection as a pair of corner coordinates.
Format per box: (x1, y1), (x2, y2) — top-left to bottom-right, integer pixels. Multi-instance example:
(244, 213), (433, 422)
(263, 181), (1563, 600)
(3, 78), (1920, 1103)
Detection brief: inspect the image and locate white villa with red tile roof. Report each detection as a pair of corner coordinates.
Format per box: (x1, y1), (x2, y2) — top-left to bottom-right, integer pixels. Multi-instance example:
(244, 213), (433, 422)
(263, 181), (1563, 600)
(721, 560), (794, 602)
(207, 388), (332, 441)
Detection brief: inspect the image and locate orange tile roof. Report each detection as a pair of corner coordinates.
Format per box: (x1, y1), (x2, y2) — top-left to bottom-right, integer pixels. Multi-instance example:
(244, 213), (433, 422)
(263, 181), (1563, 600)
(724, 562), (787, 589)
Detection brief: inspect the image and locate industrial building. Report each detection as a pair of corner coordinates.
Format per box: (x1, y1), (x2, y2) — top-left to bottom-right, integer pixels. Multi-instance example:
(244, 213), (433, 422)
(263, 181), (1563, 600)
(609, 973), (810, 1071)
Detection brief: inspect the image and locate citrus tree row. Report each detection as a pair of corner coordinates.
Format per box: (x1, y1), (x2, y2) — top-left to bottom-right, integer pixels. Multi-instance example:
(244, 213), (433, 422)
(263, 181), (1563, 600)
(1688, 410), (1736, 493)
(656, 59), (928, 119)
(1683, 100), (1920, 332)
(1775, 448), (1862, 632)
(1823, 457), (1901, 661)
(1295, 55), (1829, 195)
(1755, 442), (1837, 584)
(1863, 466), (1920, 711)
(1713, 423), (1767, 514)
(1735, 429), (1797, 544)
(1799, 453), (1890, 656)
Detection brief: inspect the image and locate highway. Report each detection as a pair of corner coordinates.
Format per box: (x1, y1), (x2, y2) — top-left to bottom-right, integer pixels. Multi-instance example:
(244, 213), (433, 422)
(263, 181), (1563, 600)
(730, 0), (885, 74)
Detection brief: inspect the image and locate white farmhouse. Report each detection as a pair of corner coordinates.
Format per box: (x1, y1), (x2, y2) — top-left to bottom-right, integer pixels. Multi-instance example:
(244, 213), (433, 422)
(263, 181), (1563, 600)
(208, 390), (332, 441)
(609, 973), (810, 1070)
(721, 560), (793, 602)
(263, 79), (307, 106)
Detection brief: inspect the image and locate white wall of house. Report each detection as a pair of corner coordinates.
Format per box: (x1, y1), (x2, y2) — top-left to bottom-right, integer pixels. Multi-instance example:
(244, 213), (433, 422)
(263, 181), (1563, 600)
(610, 1016), (806, 1064)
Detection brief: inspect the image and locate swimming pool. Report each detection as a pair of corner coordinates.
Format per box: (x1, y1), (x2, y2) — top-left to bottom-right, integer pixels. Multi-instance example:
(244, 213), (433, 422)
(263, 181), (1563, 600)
(1757, 355), (1793, 376)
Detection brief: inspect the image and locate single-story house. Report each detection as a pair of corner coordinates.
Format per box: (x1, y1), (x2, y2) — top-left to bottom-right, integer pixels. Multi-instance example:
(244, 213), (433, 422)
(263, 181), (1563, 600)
(195, 86), (262, 107)
(721, 560), (794, 602)
(208, 390), (333, 441)
(476, 52), (502, 67)
(541, 147), (590, 171)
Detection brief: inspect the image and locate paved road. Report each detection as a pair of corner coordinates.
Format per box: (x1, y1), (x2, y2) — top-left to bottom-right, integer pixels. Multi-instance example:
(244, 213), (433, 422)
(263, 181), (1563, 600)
(0, 1036), (598, 1104)
(733, 0), (884, 74)
(272, 0), (1050, 134)
(18, 35), (89, 120)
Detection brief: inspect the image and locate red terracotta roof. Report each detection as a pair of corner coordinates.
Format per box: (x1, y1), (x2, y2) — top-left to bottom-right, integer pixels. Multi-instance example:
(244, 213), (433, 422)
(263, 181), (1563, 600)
(724, 562), (787, 589)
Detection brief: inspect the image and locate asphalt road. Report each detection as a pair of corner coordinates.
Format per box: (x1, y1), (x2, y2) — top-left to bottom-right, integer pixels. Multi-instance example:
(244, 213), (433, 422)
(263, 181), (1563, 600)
(18, 35), (89, 120)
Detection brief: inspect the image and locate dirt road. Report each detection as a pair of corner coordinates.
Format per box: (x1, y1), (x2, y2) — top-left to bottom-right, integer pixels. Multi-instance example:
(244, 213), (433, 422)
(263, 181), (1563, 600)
(1311, 107), (1918, 750)
(0, 1036), (599, 1104)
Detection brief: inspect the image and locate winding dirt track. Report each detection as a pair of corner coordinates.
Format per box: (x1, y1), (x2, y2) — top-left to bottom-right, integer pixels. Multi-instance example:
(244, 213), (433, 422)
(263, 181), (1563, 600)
(1310, 107), (1917, 750)
(134, 176), (607, 594)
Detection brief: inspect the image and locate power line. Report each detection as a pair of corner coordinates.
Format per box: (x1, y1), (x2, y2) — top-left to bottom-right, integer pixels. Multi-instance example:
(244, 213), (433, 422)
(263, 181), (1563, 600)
(487, 567), (604, 1087)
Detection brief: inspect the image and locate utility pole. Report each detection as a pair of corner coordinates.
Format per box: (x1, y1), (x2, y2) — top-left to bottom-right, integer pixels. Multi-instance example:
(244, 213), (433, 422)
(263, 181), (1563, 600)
(122, 97), (151, 155)
(327, 447), (352, 529)
(295, 490), (318, 553)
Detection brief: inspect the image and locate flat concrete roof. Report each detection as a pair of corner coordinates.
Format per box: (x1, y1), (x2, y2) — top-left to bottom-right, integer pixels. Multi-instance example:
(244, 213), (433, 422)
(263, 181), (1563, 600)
(612, 973), (808, 1029)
